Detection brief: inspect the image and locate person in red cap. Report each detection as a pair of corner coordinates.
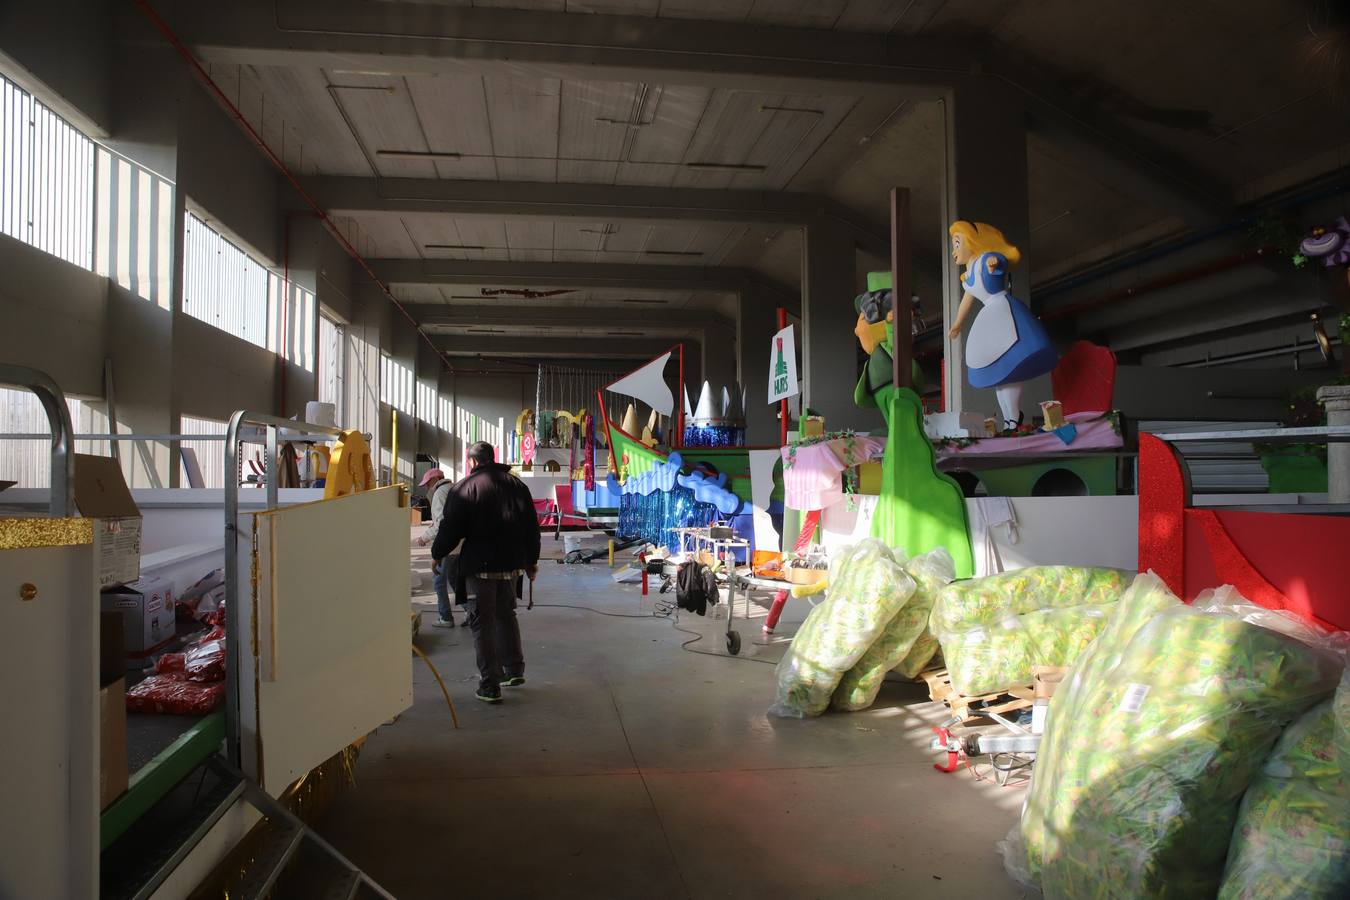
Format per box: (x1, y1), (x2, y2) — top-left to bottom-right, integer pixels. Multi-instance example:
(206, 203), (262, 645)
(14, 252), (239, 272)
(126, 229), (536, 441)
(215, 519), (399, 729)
(416, 467), (458, 627)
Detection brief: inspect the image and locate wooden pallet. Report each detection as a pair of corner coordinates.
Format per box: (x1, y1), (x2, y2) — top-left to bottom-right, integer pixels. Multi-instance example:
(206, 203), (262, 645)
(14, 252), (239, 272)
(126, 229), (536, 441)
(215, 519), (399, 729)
(919, 667), (1034, 725)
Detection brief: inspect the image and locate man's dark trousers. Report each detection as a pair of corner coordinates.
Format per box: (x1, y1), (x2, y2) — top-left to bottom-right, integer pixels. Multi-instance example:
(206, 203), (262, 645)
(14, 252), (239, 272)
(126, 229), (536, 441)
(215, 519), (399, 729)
(464, 575), (525, 691)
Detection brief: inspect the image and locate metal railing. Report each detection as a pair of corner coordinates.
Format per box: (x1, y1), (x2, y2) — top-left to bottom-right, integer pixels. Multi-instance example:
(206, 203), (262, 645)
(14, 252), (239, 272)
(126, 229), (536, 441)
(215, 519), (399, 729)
(0, 364), (75, 516)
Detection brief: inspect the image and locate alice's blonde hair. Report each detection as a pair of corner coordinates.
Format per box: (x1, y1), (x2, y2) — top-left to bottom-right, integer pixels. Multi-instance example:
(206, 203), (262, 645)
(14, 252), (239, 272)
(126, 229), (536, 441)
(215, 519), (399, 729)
(948, 221), (1022, 267)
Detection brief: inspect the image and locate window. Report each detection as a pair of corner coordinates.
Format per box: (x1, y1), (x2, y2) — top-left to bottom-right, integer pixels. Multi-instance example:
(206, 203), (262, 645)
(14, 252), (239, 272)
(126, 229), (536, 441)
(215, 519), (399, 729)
(95, 147), (174, 306)
(1, 72), (95, 269)
(438, 396), (454, 432)
(416, 381), (436, 425)
(379, 354), (414, 415)
(182, 211), (314, 369)
(318, 313), (345, 421)
(0, 387), (109, 488)
(179, 415), (227, 489)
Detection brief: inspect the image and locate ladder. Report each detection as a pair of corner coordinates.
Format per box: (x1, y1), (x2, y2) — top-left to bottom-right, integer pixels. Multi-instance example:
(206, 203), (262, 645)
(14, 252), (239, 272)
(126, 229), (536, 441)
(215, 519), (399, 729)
(107, 756), (395, 900)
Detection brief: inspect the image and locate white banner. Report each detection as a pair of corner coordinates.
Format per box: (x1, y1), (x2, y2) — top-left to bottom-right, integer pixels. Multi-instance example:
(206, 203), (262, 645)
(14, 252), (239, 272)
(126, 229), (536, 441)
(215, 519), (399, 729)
(767, 324), (799, 404)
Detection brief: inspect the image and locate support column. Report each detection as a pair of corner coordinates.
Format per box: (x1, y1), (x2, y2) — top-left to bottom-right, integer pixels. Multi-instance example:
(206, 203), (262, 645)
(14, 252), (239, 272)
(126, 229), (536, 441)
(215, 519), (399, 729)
(701, 322), (737, 402)
(801, 222), (865, 431)
(1319, 385), (1350, 502)
(737, 289), (779, 445)
(940, 83), (1032, 418)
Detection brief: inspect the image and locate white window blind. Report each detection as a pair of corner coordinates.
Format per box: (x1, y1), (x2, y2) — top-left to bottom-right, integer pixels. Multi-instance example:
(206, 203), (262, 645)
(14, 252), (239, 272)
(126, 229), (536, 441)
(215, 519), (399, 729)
(319, 314), (345, 419)
(1, 73), (95, 270)
(0, 388), (109, 488)
(94, 147), (174, 306)
(379, 354), (414, 415)
(180, 415), (226, 489)
(183, 211), (314, 370)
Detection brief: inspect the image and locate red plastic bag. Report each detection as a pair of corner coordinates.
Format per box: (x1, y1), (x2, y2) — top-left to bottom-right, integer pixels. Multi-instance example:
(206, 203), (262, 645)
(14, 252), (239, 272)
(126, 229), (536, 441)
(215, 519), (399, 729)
(154, 652), (185, 675)
(125, 673), (225, 716)
(184, 637), (225, 682)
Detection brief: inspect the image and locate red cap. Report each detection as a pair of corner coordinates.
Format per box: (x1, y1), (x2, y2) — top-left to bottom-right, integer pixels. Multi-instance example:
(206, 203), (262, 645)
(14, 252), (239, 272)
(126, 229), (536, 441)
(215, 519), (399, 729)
(418, 468), (445, 487)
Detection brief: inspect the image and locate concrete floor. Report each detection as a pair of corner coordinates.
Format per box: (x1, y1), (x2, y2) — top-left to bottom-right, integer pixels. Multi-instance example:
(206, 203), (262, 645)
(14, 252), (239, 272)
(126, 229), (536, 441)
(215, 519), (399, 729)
(318, 536), (1029, 899)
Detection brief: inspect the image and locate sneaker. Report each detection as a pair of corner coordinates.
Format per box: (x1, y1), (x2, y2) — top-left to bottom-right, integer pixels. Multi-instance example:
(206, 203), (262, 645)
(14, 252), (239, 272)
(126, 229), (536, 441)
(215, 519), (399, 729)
(432, 616), (456, 628)
(501, 676), (525, 688)
(475, 686), (502, 704)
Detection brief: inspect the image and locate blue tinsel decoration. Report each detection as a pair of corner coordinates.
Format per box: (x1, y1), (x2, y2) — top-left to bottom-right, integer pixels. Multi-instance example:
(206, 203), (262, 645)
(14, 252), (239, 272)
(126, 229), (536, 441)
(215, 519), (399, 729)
(618, 484), (718, 548)
(681, 425), (746, 447)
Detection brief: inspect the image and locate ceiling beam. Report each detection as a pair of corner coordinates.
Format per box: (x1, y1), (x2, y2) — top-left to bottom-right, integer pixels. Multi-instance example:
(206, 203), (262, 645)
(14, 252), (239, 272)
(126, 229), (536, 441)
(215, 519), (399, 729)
(185, 1), (1234, 227)
(434, 334), (692, 360)
(308, 176), (826, 226)
(420, 307), (732, 332)
(372, 258), (796, 302)
(183, 0), (964, 96)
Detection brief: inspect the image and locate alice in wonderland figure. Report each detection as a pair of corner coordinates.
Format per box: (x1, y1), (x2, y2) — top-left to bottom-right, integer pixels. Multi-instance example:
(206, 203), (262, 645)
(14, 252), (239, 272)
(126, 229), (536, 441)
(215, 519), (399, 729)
(947, 221), (1057, 429)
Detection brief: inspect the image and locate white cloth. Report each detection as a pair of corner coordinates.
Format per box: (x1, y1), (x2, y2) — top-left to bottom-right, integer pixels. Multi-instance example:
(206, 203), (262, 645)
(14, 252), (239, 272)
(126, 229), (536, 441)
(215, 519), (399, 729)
(748, 449), (782, 552)
(964, 253), (1017, 369)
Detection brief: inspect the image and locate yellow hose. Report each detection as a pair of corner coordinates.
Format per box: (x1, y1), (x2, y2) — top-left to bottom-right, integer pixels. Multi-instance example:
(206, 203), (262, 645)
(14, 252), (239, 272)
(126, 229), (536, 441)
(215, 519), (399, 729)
(411, 643), (460, 729)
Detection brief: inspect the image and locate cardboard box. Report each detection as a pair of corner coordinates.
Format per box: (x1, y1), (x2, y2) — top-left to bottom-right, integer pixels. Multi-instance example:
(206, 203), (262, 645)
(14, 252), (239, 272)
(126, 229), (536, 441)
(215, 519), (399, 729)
(74, 454), (142, 588)
(101, 575), (176, 665)
(100, 610), (124, 687)
(100, 677), (128, 809)
(1031, 666), (1070, 734)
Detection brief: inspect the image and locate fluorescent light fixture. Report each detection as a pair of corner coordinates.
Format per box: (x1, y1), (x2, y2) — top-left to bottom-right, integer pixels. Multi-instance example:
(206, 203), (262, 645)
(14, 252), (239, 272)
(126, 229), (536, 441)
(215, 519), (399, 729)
(641, 249), (703, 258)
(467, 327), (505, 334)
(684, 162), (768, 172)
(376, 150), (462, 161)
(607, 331), (645, 337)
(425, 244), (486, 251)
(621, 298), (668, 304)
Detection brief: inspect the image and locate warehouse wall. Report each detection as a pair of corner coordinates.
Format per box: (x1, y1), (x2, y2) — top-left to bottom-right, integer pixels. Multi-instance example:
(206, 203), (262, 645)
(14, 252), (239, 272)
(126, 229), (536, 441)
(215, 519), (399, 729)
(0, 234), (108, 398)
(0, 0), (111, 133)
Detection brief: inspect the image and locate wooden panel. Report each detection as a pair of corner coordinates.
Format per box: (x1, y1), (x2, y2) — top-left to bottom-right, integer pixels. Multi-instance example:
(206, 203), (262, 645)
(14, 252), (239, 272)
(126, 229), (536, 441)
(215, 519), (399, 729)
(0, 537), (98, 898)
(253, 487), (412, 795)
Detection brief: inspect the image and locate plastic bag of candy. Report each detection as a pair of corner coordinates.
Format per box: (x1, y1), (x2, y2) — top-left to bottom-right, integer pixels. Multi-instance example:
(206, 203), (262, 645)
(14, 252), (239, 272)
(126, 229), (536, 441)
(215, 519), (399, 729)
(931, 566), (1130, 696)
(1009, 576), (1343, 898)
(832, 547), (954, 711)
(126, 673), (225, 716)
(1217, 668), (1350, 900)
(184, 637), (225, 682)
(769, 540), (915, 718)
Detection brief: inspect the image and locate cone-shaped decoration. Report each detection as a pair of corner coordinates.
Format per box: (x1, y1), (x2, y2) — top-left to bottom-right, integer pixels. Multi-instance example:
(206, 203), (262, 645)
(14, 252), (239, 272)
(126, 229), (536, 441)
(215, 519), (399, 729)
(683, 385), (693, 419)
(620, 403), (640, 436)
(721, 385), (732, 419)
(725, 383), (744, 423)
(645, 409), (658, 435)
(692, 381), (718, 425)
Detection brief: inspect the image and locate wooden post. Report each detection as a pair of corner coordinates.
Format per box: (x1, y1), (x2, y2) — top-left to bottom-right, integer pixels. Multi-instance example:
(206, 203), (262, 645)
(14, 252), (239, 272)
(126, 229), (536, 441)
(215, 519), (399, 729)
(890, 188), (913, 390)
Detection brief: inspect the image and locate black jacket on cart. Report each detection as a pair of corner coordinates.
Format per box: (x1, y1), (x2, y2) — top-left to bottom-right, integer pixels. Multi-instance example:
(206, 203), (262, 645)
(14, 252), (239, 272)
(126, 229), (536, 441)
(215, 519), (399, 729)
(431, 462), (541, 604)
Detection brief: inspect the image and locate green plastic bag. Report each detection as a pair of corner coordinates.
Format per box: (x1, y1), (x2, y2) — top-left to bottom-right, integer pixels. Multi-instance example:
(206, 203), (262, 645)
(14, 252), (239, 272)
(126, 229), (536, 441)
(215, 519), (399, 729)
(1014, 579), (1342, 899)
(1218, 668), (1350, 900)
(832, 548), (955, 711)
(931, 567), (1129, 696)
(769, 540), (915, 718)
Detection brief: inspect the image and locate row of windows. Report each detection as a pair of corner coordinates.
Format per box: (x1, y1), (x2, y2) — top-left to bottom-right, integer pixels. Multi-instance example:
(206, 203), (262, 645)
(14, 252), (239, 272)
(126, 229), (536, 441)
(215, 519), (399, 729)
(3, 71), (316, 366)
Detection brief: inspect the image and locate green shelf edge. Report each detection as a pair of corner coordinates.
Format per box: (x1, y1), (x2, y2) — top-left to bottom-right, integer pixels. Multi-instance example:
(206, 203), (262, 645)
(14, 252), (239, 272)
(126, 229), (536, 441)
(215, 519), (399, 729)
(100, 710), (227, 851)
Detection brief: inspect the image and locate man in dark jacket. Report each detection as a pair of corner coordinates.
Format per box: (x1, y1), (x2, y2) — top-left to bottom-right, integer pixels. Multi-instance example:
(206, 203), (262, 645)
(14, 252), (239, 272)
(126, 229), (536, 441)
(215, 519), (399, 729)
(432, 441), (541, 704)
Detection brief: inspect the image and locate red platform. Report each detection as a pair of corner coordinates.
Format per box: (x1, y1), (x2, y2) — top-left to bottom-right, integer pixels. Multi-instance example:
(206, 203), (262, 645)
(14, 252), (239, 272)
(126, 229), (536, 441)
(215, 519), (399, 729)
(1138, 432), (1349, 631)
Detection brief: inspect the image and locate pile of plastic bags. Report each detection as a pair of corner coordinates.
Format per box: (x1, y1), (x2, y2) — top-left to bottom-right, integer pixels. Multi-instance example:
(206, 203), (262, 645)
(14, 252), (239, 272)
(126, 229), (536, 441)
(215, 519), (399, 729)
(931, 566), (1130, 696)
(1006, 573), (1344, 899)
(832, 548), (955, 711)
(1217, 669), (1350, 900)
(769, 540), (915, 718)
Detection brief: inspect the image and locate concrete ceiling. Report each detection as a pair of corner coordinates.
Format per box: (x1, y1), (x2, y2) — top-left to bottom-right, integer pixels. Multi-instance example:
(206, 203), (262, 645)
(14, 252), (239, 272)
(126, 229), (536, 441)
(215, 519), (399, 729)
(184, 0), (1350, 360)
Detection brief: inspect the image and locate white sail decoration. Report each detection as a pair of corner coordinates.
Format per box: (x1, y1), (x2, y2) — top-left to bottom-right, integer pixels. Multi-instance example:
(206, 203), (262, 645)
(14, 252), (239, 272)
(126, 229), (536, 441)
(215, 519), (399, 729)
(607, 351), (674, 416)
(692, 381), (718, 425)
(620, 403), (641, 436)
